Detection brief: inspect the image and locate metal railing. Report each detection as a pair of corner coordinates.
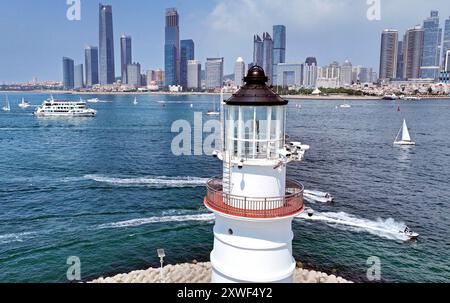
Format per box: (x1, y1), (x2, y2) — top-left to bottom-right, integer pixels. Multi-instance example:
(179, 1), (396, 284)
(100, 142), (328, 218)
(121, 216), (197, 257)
(205, 177), (304, 218)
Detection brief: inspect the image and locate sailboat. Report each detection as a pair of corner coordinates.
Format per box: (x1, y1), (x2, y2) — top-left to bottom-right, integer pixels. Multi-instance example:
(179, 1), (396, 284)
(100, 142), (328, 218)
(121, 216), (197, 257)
(207, 96), (220, 116)
(394, 119), (415, 146)
(2, 95), (10, 112)
(18, 98), (31, 109)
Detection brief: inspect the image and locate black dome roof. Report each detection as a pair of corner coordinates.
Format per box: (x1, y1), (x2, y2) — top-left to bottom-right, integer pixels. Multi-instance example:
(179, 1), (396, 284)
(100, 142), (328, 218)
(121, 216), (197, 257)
(226, 66), (288, 106)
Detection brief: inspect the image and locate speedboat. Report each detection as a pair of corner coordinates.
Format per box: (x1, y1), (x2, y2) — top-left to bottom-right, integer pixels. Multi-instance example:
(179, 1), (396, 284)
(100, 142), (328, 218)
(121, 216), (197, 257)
(304, 190), (334, 203)
(87, 98), (100, 103)
(18, 98), (31, 109)
(401, 228), (419, 240)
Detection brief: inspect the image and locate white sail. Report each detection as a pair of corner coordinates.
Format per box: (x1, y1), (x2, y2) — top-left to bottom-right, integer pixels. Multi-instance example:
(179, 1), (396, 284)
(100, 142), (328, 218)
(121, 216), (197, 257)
(402, 119), (411, 142)
(2, 95), (10, 111)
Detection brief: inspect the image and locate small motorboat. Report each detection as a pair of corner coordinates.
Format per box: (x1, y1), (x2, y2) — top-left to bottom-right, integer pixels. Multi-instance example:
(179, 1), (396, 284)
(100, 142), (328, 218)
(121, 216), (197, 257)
(304, 190), (334, 203)
(340, 104), (351, 109)
(87, 98), (100, 103)
(401, 227), (419, 240)
(133, 97), (138, 105)
(18, 98), (31, 109)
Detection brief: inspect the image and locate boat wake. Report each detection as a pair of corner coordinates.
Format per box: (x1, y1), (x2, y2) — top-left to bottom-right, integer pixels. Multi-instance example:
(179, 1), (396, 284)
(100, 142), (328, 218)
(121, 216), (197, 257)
(98, 213), (215, 229)
(84, 175), (208, 188)
(296, 211), (411, 241)
(0, 232), (35, 244)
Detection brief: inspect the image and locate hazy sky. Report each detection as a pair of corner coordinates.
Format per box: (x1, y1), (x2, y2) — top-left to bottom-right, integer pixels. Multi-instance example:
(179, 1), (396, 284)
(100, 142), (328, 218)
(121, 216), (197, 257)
(0, 0), (449, 83)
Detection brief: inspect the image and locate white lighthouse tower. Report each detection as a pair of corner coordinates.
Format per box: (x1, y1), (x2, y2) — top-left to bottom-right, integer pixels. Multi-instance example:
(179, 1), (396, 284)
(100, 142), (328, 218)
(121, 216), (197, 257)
(205, 66), (310, 283)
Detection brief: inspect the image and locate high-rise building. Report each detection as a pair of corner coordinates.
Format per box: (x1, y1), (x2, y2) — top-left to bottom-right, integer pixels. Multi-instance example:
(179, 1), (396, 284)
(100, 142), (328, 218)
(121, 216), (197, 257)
(276, 63), (303, 87)
(165, 8), (180, 87)
(85, 46), (99, 86)
(317, 62), (341, 88)
(379, 29), (399, 80)
(74, 64), (84, 89)
(396, 41), (404, 80)
(99, 4), (115, 85)
(205, 58), (224, 90)
(62, 57), (74, 90)
(180, 39), (195, 89)
(127, 63), (141, 87)
(358, 67), (371, 83)
(442, 17), (450, 68)
(187, 60), (201, 90)
(263, 33), (274, 85)
(155, 69), (165, 87)
(303, 57), (318, 88)
(420, 11), (442, 79)
(120, 35), (132, 84)
(234, 57), (246, 88)
(272, 25), (286, 84)
(445, 50), (450, 72)
(339, 60), (353, 86)
(403, 26), (425, 80)
(253, 35), (263, 67)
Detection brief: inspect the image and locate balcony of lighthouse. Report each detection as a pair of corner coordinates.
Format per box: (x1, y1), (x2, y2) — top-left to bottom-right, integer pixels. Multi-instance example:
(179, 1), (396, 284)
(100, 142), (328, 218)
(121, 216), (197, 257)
(204, 178), (304, 219)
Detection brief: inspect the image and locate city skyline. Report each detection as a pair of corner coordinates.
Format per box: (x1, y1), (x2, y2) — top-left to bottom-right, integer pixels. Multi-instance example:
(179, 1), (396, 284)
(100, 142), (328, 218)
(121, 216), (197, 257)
(2, 0), (450, 83)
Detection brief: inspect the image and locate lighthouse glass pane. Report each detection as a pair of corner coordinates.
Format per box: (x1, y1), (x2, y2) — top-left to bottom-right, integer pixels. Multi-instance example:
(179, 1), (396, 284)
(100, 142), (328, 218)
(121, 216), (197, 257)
(225, 105), (285, 159)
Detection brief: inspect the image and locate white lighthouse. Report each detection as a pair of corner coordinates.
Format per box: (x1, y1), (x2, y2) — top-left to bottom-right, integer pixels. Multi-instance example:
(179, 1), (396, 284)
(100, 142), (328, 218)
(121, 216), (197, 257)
(205, 66), (309, 283)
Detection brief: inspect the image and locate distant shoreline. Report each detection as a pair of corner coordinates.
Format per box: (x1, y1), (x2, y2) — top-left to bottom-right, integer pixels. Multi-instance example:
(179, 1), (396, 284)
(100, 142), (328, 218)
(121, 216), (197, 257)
(2, 90), (450, 101)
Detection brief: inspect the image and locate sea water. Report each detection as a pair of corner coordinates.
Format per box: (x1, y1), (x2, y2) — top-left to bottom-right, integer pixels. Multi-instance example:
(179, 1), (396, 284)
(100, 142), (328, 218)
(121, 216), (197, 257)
(0, 93), (449, 282)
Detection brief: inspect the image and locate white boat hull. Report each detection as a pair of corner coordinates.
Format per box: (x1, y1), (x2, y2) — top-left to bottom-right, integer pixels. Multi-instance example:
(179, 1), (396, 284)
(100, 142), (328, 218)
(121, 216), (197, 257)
(34, 112), (96, 117)
(394, 141), (416, 146)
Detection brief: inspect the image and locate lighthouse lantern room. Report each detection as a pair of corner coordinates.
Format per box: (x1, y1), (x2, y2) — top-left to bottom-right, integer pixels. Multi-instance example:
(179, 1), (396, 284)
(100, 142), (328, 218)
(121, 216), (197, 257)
(205, 66), (310, 283)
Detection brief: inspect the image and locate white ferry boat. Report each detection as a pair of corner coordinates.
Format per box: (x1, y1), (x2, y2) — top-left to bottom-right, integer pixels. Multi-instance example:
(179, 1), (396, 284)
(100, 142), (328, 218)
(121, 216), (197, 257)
(34, 97), (97, 117)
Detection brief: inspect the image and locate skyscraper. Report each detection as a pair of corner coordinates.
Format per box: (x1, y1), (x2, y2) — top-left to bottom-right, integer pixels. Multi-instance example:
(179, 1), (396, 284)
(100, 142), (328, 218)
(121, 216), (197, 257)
(74, 64), (84, 89)
(205, 58), (224, 90)
(62, 57), (74, 90)
(420, 11), (442, 79)
(253, 35), (263, 67)
(272, 25), (286, 84)
(187, 60), (201, 90)
(127, 63), (141, 87)
(303, 57), (318, 88)
(120, 35), (132, 84)
(445, 50), (450, 72)
(340, 60), (353, 86)
(180, 39), (195, 89)
(234, 57), (246, 88)
(396, 41), (404, 80)
(403, 26), (425, 80)
(85, 46), (99, 86)
(442, 17), (450, 67)
(379, 29), (399, 80)
(263, 33), (273, 85)
(165, 8), (180, 87)
(276, 63), (303, 87)
(99, 4), (115, 85)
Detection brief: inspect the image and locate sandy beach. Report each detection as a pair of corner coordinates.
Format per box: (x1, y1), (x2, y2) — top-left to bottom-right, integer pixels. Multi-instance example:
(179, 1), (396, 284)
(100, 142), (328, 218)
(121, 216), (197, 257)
(90, 262), (352, 284)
